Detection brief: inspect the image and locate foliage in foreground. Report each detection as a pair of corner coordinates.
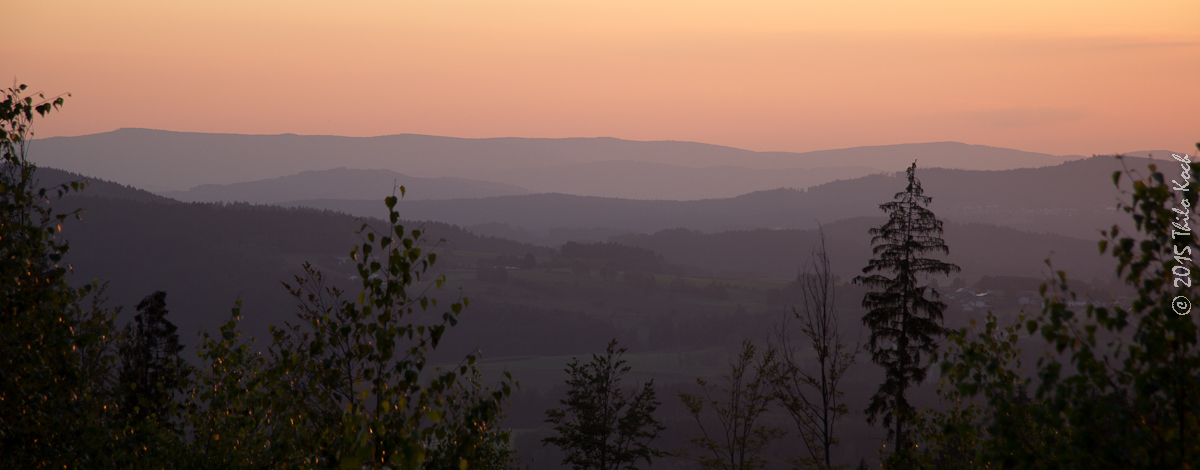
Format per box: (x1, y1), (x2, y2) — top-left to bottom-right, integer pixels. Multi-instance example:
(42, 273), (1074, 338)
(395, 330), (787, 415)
(0, 83), (517, 469)
(907, 151), (1200, 469)
(681, 341), (786, 470)
(543, 339), (666, 470)
(0, 82), (118, 468)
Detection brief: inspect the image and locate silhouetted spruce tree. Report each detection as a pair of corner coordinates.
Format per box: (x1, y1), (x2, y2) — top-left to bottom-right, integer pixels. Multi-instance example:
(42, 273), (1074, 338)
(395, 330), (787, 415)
(852, 162), (959, 458)
(118, 291), (187, 423)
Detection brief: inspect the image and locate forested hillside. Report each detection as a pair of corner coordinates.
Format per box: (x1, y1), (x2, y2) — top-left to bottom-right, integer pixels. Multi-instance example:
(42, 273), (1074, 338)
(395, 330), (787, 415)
(32, 128), (1076, 196)
(281, 155), (1161, 241)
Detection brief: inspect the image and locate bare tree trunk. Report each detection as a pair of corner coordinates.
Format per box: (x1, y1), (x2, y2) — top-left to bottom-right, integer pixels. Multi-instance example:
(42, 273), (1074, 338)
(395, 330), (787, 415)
(775, 228), (858, 469)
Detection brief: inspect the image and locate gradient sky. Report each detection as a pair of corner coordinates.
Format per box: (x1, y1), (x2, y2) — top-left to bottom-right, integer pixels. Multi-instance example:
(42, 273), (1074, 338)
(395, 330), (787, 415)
(3, 0), (1197, 156)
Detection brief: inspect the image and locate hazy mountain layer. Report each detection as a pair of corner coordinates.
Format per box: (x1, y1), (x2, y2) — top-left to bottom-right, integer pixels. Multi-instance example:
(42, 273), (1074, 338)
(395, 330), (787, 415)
(159, 163), (880, 202)
(44, 164), (1127, 337)
(32, 128), (1079, 197)
(35, 167), (178, 205)
(471, 161), (880, 200)
(59, 196), (551, 343)
(56, 173), (1116, 341)
(163, 167), (533, 203)
(610, 218), (1116, 283)
(282, 155), (1168, 240)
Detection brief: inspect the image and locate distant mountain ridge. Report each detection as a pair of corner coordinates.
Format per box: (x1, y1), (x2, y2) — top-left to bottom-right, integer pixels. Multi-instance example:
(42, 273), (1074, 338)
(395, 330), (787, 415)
(31, 128), (1081, 198)
(468, 161), (881, 200)
(49, 165), (1122, 343)
(164, 168), (533, 203)
(34, 167), (178, 205)
(281, 155), (1172, 241)
(160, 164), (883, 202)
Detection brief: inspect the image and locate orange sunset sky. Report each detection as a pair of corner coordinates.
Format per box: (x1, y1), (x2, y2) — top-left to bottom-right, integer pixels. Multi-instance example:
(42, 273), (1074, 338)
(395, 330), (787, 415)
(3, 0), (1197, 156)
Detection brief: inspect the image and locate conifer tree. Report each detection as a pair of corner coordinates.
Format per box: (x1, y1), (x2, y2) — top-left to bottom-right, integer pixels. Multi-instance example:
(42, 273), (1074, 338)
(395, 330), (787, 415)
(118, 290), (187, 422)
(853, 162), (959, 458)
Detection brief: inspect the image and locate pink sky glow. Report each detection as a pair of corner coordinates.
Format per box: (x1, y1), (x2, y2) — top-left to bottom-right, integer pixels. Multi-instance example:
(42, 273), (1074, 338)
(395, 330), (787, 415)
(3, 0), (1198, 156)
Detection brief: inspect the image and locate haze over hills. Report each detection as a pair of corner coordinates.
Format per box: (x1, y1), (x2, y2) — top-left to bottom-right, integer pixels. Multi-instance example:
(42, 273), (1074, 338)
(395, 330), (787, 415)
(31, 128), (1082, 198)
(161, 163), (880, 202)
(30, 162), (1139, 469)
(464, 161), (881, 200)
(35, 167), (178, 205)
(163, 168), (533, 203)
(43, 166), (1120, 337)
(610, 218), (1116, 283)
(29, 152), (1170, 341)
(284, 155), (1175, 242)
(32, 167), (551, 339)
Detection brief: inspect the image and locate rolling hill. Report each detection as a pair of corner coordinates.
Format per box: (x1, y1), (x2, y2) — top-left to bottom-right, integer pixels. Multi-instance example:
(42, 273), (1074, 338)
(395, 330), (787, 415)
(31, 128), (1080, 199)
(280, 154), (1175, 241)
(40, 162), (1130, 346)
(162, 167), (533, 203)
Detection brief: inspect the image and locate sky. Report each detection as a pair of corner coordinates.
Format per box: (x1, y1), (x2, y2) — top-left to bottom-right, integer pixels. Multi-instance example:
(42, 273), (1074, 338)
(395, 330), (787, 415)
(3, 0), (1197, 156)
